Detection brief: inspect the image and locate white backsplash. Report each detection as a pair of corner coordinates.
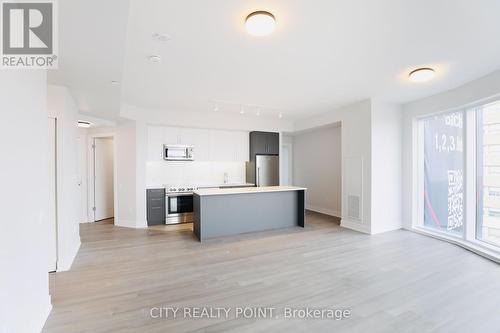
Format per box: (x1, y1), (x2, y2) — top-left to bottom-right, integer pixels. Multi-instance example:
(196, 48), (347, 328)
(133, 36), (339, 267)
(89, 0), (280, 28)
(147, 161), (246, 187)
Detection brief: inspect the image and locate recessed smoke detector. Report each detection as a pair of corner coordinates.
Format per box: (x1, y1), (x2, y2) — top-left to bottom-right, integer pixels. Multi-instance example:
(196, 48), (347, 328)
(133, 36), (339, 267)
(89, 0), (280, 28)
(152, 33), (170, 42)
(148, 55), (162, 63)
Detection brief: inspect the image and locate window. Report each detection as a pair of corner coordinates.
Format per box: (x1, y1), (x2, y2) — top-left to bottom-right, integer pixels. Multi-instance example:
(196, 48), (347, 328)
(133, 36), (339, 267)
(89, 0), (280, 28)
(415, 98), (500, 256)
(422, 111), (464, 235)
(476, 100), (500, 247)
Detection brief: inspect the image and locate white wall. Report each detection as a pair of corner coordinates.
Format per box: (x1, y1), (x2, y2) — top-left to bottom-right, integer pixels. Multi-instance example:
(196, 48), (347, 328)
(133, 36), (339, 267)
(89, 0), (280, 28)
(295, 100), (373, 233)
(292, 125), (341, 217)
(115, 120), (137, 228)
(371, 101), (402, 234)
(47, 85), (81, 271)
(0, 71), (52, 333)
(402, 69), (500, 230)
(135, 121), (147, 228)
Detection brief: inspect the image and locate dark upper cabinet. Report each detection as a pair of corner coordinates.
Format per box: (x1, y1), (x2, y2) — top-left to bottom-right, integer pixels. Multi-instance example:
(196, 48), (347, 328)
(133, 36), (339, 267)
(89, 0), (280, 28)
(250, 131), (267, 158)
(266, 132), (280, 155)
(249, 131), (279, 159)
(147, 189), (165, 226)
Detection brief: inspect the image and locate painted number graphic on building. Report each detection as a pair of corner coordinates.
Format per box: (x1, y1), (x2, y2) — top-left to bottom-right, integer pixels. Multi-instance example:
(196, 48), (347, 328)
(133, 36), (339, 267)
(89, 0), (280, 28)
(424, 111), (464, 233)
(447, 169), (463, 231)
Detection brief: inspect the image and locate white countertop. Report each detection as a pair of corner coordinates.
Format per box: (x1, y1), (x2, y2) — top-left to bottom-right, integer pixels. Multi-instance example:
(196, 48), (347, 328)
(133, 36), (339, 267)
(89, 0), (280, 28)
(193, 186), (307, 196)
(146, 183), (255, 190)
(198, 183), (255, 189)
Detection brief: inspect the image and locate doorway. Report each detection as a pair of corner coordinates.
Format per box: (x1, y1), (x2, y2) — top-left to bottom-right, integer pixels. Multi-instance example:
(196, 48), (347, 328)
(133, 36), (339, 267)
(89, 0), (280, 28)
(92, 137), (115, 222)
(281, 142), (293, 186)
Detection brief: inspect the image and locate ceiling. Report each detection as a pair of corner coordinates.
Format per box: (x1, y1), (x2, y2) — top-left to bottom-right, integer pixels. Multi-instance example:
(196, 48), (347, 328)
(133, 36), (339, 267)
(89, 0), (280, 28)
(49, 0), (500, 121)
(47, 0), (130, 119)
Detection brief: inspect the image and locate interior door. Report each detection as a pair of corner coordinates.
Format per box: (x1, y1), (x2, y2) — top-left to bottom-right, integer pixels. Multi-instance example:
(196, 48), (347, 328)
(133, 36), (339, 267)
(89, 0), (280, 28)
(77, 133), (87, 222)
(256, 155), (280, 186)
(93, 137), (114, 221)
(47, 118), (57, 272)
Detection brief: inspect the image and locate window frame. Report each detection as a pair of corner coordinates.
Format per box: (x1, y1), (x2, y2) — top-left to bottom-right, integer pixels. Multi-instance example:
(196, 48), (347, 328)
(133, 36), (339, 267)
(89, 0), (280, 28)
(411, 96), (500, 262)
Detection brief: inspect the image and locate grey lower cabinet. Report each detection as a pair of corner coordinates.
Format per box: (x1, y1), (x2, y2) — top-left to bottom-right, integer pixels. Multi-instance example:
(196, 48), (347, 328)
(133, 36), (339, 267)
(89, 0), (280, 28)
(147, 189), (165, 226)
(249, 131), (279, 159)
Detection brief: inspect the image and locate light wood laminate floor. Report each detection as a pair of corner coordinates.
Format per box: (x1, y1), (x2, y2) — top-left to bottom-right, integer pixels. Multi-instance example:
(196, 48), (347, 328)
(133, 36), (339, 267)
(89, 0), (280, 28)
(43, 212), (500, 332)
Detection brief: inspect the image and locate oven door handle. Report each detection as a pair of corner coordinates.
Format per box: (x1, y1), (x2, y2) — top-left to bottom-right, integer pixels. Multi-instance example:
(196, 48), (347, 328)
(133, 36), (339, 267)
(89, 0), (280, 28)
(166, 192), (194, 197)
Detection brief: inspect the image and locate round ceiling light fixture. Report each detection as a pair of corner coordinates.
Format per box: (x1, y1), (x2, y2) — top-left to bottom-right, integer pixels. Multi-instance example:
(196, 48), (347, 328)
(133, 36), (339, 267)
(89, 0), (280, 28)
(245, 11), (276, 36)
(409, 67), (435, 82)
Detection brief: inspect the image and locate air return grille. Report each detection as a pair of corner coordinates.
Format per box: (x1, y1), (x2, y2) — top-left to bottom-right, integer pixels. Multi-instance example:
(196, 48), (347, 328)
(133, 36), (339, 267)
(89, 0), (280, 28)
(347, 195), (361, 220)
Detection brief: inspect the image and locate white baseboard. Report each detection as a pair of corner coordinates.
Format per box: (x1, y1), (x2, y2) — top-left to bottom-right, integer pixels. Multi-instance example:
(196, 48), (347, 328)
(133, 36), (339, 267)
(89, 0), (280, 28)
(113, 219), (149, 229)
(306, 205), (341, 218)
(33, 295), (52, 333)
(340, 219), (371, 234)
(114, 219), (137, 228)
(135, 219), (148, 229)
(371, 223), (402, 235)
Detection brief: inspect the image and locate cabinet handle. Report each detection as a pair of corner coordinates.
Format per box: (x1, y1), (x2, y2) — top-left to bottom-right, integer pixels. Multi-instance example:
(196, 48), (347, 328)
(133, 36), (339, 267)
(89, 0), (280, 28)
(257, 167), (260, 187)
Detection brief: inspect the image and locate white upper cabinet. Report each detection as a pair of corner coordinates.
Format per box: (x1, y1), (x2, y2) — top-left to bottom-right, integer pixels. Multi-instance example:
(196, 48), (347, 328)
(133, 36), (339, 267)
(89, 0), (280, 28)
(147, 126), (249, 162)
(147, 126), (166, 161)
(163, 127), (182, 145)
(180, 128), (211, 161)
(209, 130), (249, 162)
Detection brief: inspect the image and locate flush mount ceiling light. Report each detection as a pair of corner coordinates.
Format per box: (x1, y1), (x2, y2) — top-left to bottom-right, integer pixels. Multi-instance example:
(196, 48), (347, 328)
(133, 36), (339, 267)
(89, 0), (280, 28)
(78, 120), (92, 128)
(245, 11), (276, 36)
(409, 67), (435, 82)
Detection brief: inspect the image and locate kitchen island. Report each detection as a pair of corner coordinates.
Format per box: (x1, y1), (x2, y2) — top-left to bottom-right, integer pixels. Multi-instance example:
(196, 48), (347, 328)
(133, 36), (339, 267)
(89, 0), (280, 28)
(193, 186), (306, 241)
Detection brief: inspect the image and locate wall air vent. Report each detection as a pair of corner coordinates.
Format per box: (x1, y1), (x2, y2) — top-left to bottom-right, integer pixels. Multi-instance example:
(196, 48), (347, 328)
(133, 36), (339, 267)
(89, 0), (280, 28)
(344, 156), (363, 222)
(347, 195), (361, 220)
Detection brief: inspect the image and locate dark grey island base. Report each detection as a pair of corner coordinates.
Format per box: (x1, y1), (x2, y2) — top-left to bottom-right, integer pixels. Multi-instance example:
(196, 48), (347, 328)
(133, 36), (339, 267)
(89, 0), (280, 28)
(193, 186), (306, 241)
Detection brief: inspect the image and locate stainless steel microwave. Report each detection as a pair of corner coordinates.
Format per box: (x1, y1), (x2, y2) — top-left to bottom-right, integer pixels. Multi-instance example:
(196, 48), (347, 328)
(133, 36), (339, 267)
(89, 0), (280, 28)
(163, 144), (194, 161)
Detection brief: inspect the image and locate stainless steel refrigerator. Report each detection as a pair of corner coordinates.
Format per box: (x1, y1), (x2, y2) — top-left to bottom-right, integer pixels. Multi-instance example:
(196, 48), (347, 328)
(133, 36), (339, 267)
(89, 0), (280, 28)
(246, 155), (280, 187)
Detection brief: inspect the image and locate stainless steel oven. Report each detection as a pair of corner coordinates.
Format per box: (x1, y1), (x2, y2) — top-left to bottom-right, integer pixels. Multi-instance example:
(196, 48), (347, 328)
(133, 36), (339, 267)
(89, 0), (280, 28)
(165, 187), (195, 224)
